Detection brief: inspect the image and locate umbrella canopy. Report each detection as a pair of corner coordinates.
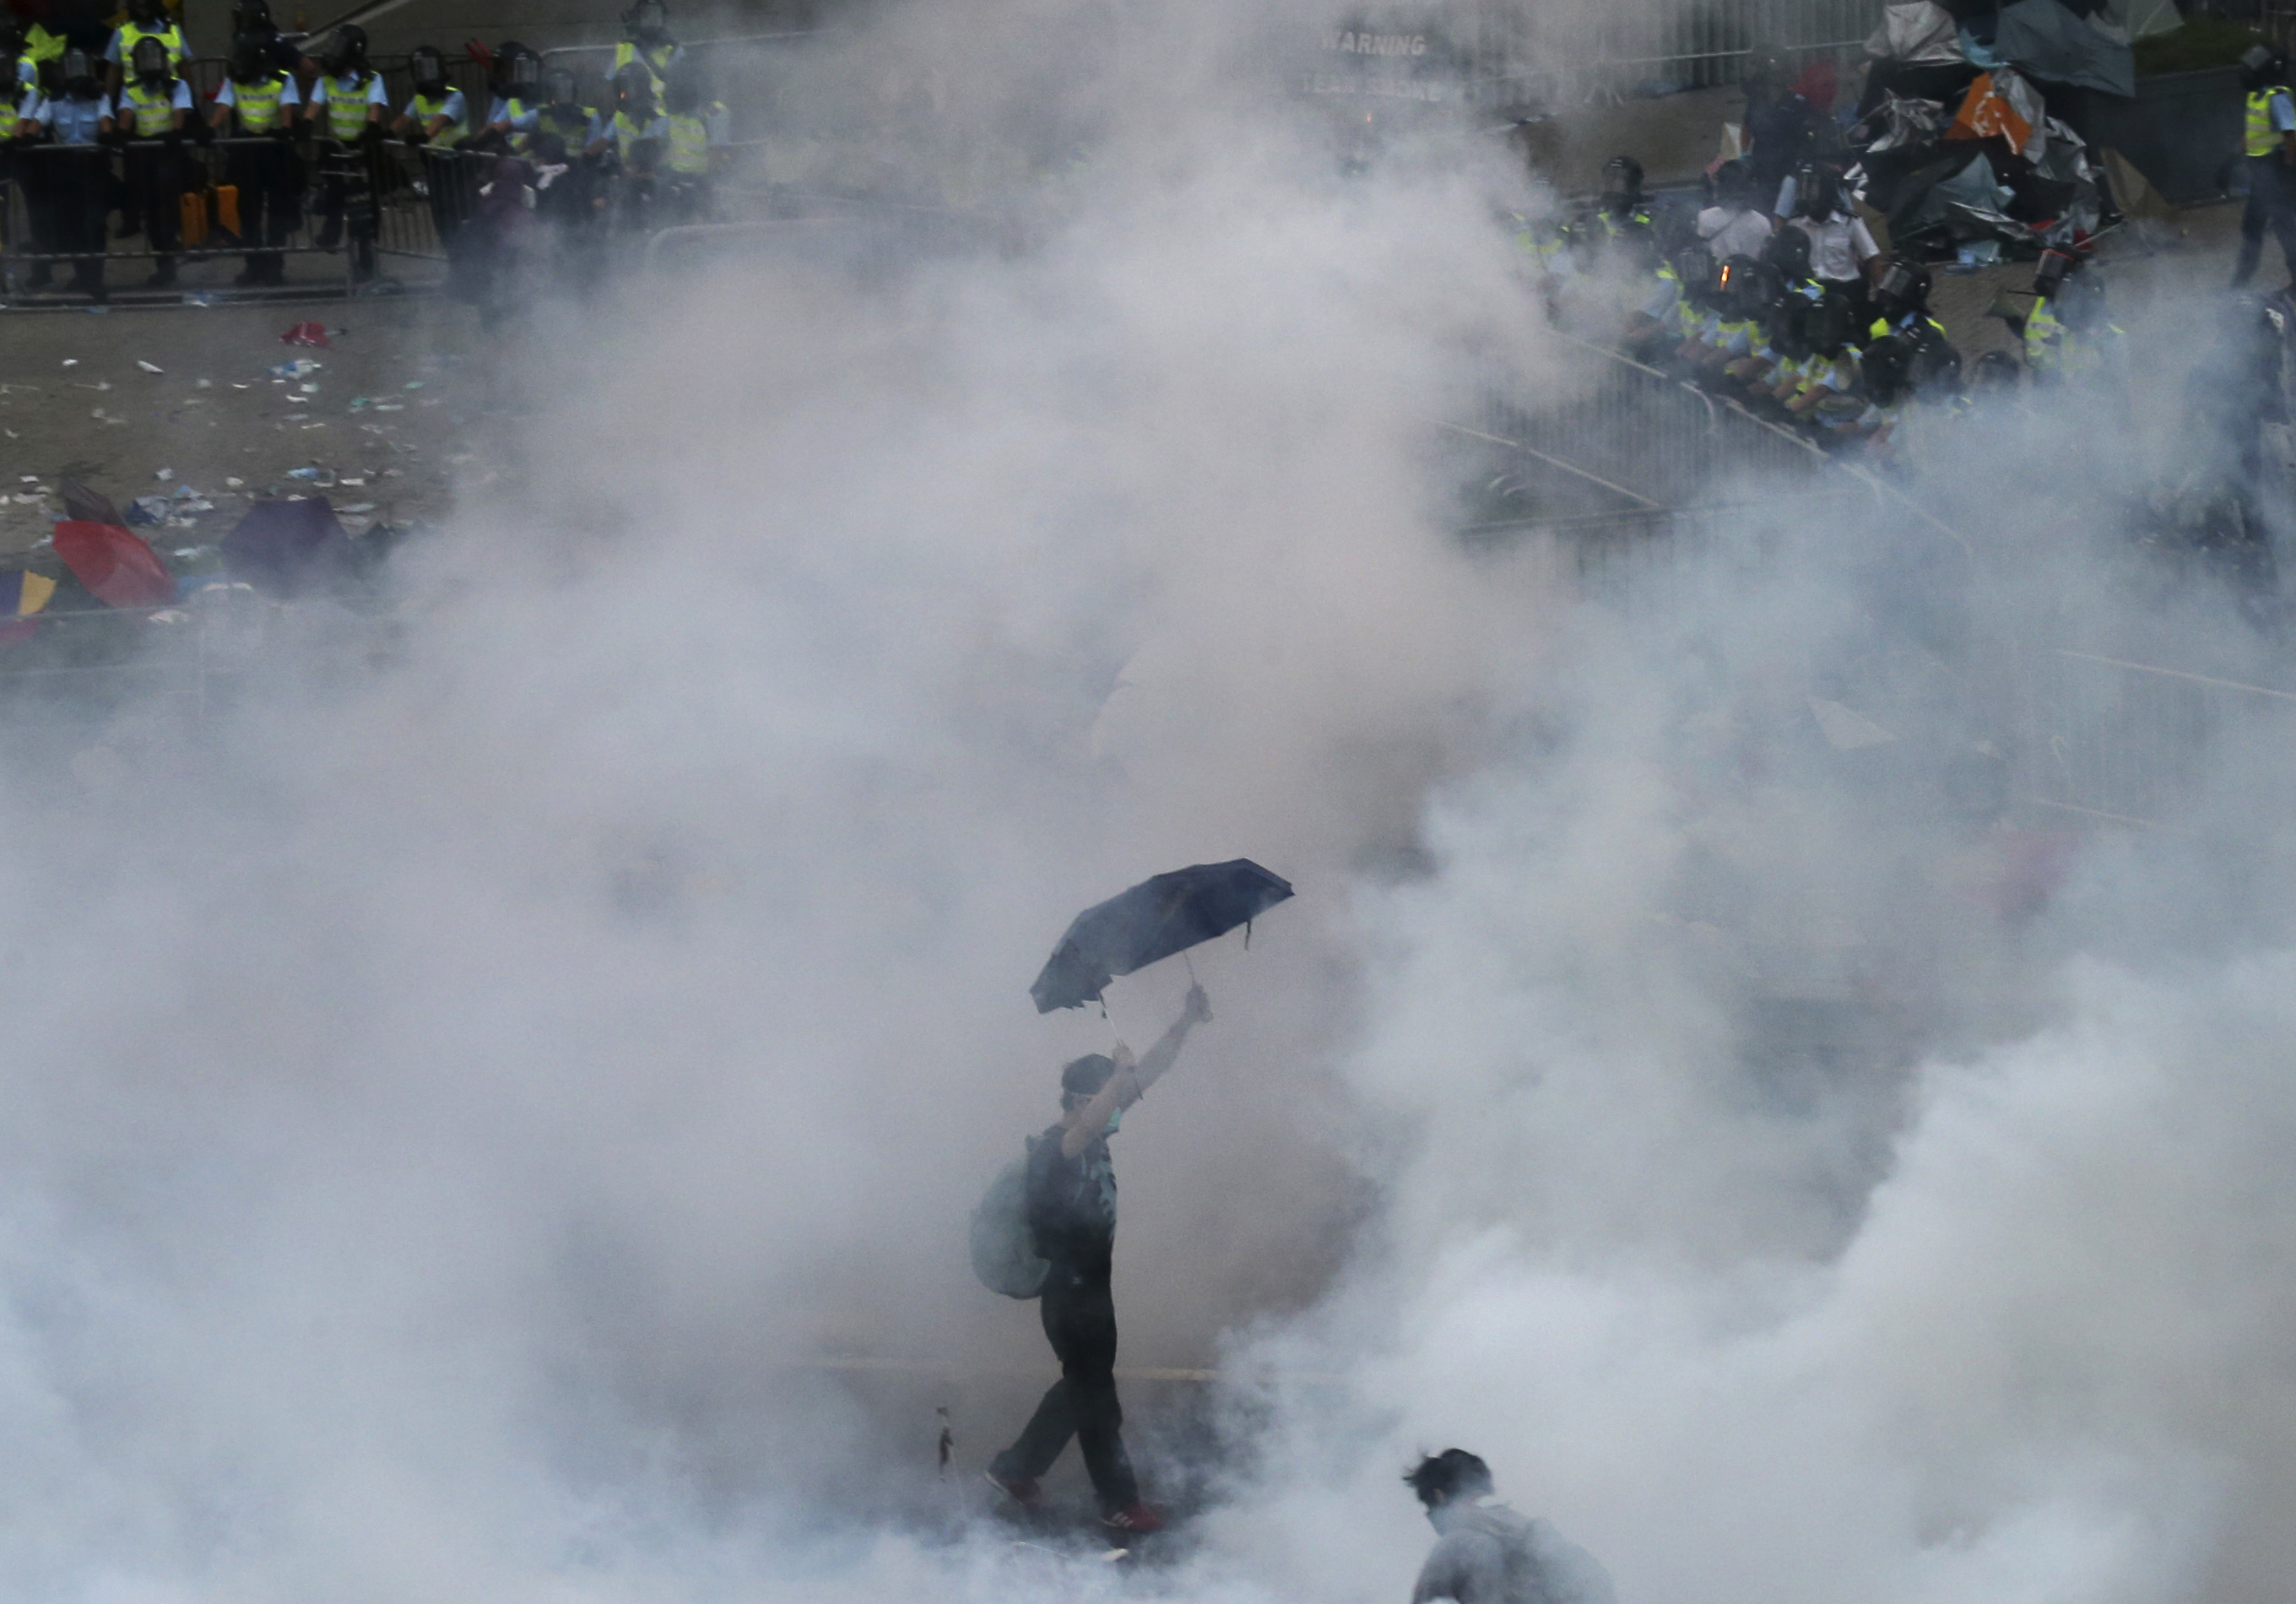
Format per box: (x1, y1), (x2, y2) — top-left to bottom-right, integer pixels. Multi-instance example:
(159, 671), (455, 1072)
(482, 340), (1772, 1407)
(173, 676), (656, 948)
(1031, 859), (1293, 1012)
(1996, 0), (2135, 96)
(51, 522), (174, 610)
(223, 497), (359, 598)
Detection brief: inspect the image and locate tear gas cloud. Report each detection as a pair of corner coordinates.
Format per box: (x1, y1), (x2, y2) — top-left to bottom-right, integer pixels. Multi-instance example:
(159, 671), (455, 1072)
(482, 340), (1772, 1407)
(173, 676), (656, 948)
(4, 0), (2296, 1599)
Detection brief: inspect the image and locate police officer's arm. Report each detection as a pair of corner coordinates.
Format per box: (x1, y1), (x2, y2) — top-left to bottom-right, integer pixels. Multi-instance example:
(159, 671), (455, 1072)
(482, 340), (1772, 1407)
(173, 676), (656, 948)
(208, 94), (228, 132)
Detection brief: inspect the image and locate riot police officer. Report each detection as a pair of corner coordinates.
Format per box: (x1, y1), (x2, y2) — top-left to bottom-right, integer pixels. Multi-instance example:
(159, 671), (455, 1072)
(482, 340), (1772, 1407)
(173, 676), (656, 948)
(20, 45), (113, 299)
(2234, 44), (2296, 290)
(310, 24), (387, 280)
(104, 0), (187, 96)
(210, 30), (300, 285)
(1869, 255), (1947, 344)
(113, 32), (192, 287)
(613, 0), (682, 96)
(397, 46), (475, 247)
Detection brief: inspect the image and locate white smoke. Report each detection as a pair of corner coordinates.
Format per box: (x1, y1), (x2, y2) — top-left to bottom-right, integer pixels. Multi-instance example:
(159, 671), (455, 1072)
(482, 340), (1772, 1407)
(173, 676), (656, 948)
(2, 0), (2291, 1599)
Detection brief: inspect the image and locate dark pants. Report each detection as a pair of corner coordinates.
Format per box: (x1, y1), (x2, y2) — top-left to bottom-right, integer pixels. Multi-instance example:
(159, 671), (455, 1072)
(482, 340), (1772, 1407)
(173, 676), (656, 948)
(2235, 154), (2296, 288)
(992, 1282), (1140, 1514)
(123, 142), (184, 263)
(225, 140), (300, 280)
(420, 145), (476, 247)
(317, 142), (377, 274)
(24, 146), (112, 288)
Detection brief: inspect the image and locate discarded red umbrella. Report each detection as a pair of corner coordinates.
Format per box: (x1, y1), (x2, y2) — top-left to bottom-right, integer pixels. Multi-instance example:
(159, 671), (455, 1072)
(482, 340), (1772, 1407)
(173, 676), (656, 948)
(279, 321), (331, 348)
(51, 521), (175, 610)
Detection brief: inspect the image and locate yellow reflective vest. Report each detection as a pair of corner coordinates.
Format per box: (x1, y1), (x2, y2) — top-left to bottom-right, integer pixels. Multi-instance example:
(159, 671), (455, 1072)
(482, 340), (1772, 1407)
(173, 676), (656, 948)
(114, 19), (188, 69)
(227, 70), (290, 133)
(322, 70), (375, 141)
(119, 75), (180, 135)
(410, 89), (467, 144)
(2247, 88), (2293, 159)
(664, 111), (709, 174)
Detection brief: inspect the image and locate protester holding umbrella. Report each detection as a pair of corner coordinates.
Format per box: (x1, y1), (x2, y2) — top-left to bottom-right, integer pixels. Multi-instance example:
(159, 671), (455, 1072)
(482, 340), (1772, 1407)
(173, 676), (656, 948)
(986, 983), (1211, 1533)
(984, 859), (1290, 1534)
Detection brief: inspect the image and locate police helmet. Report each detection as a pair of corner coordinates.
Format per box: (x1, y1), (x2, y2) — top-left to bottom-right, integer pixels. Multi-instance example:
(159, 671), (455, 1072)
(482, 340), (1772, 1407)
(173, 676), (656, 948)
(1600, 154), (1645, 209)
(1738, 257), (1787, 316)
(1795, 160), (1844, 219)
(625, 0), (669, 37)
(61, 45), (98, 93)
(1713, 253), (1763, 313)
(1874, 256), (1932, 316)
(129, 0), (165, 27)
(614, 59), (654, 105)
(410, 44), (448, 93)
(545, 65), (580, 105)
(1761, 223), (1813, 283)
(1910, 328), (1962, 397)
(130, 33), (171, 80)
(2033, 246), (2077, 300)
(228, 30), (267, 79)
(1860, 335), (1914, 407)
(1807, 289), (1856, 353)
(1671, 244), (1716, 306)
(0, 16), (21, 56)
(1968, 349), (2021, 393)
(330, 23), (369, 73)
(231, 0), (273, 34)
(2241, 43), (2288, 94)
(495, 41), (538, 91)
(1744, 43), (1792, 94)
(2057, 268), (2106, 330)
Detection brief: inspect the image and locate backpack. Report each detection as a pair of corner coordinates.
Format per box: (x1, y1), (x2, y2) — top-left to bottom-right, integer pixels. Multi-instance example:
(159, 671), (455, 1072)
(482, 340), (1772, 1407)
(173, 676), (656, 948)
(970, 1137), (1049, 1299)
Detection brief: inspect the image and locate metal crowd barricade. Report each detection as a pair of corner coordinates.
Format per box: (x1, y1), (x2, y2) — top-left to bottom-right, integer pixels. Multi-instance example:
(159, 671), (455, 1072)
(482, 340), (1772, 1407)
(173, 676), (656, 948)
(2005, 645), (2296, 831)
(2, 135), (364, 295)
(1464, 0), (1883, 102)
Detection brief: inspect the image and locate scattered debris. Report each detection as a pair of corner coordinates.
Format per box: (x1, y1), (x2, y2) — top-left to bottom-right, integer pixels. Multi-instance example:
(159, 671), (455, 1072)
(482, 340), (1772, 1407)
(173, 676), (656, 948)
(154, 468), (174, 481)
(279, 322), (331, 348)
(268, 358), (322, 380)
(136, 360), (164, 374)
(195, 378), (212, 390)
(60, 359), (78, 368)
(225, 477), (245, 489)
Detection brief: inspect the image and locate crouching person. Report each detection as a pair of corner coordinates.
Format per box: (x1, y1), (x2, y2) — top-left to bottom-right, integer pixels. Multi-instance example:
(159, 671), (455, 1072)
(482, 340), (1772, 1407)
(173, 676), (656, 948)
(1408, 1450), (1617, 1604)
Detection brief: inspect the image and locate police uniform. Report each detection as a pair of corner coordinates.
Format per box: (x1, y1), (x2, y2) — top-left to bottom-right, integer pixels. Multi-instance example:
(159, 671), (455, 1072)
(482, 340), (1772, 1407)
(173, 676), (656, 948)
(485, 91), (549, 154)
(403, 86), (474, 243)
(2235, 79), (2296, 289)
(215, 68), (301, 283)
(311, 68), (389, 273)
(610, 36), (680, 95)
(116, 68), (192, 278)
(2023, 296), (2125, 381)
(103, 15), (189, 88)
(25, 85), (115, 294)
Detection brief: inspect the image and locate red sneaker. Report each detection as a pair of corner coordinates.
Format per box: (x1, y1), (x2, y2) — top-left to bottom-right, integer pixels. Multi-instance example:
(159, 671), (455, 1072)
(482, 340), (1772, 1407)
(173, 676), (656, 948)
(1101, 1502), (1167, 1534)
(984, 1468), (1044, 1507)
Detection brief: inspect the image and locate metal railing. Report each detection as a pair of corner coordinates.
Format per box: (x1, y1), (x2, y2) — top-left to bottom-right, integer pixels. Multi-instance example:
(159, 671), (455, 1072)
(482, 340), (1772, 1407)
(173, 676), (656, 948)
(2008, 644), (2296, 830)
(1, 135), (379, 294)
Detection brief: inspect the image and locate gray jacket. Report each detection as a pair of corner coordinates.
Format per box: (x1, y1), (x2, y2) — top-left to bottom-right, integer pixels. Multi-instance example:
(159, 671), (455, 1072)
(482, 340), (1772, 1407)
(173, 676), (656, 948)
(1410, 1500), (1617, 1604)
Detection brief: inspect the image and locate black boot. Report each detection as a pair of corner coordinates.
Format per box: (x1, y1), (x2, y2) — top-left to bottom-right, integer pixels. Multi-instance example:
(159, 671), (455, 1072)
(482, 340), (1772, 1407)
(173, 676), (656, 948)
(145, 256), (177, 289)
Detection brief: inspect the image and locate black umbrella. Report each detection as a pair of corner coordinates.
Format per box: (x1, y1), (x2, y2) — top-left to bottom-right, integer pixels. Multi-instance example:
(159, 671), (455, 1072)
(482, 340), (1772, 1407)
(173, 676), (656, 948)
(1031, 859), (1293, 1013)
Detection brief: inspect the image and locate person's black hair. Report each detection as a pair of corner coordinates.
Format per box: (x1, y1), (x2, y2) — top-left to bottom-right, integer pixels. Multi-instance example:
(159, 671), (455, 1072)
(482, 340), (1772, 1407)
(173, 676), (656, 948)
(1405, 1449), (1494, 1509)
(1060, 1054), (1117, 1105)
